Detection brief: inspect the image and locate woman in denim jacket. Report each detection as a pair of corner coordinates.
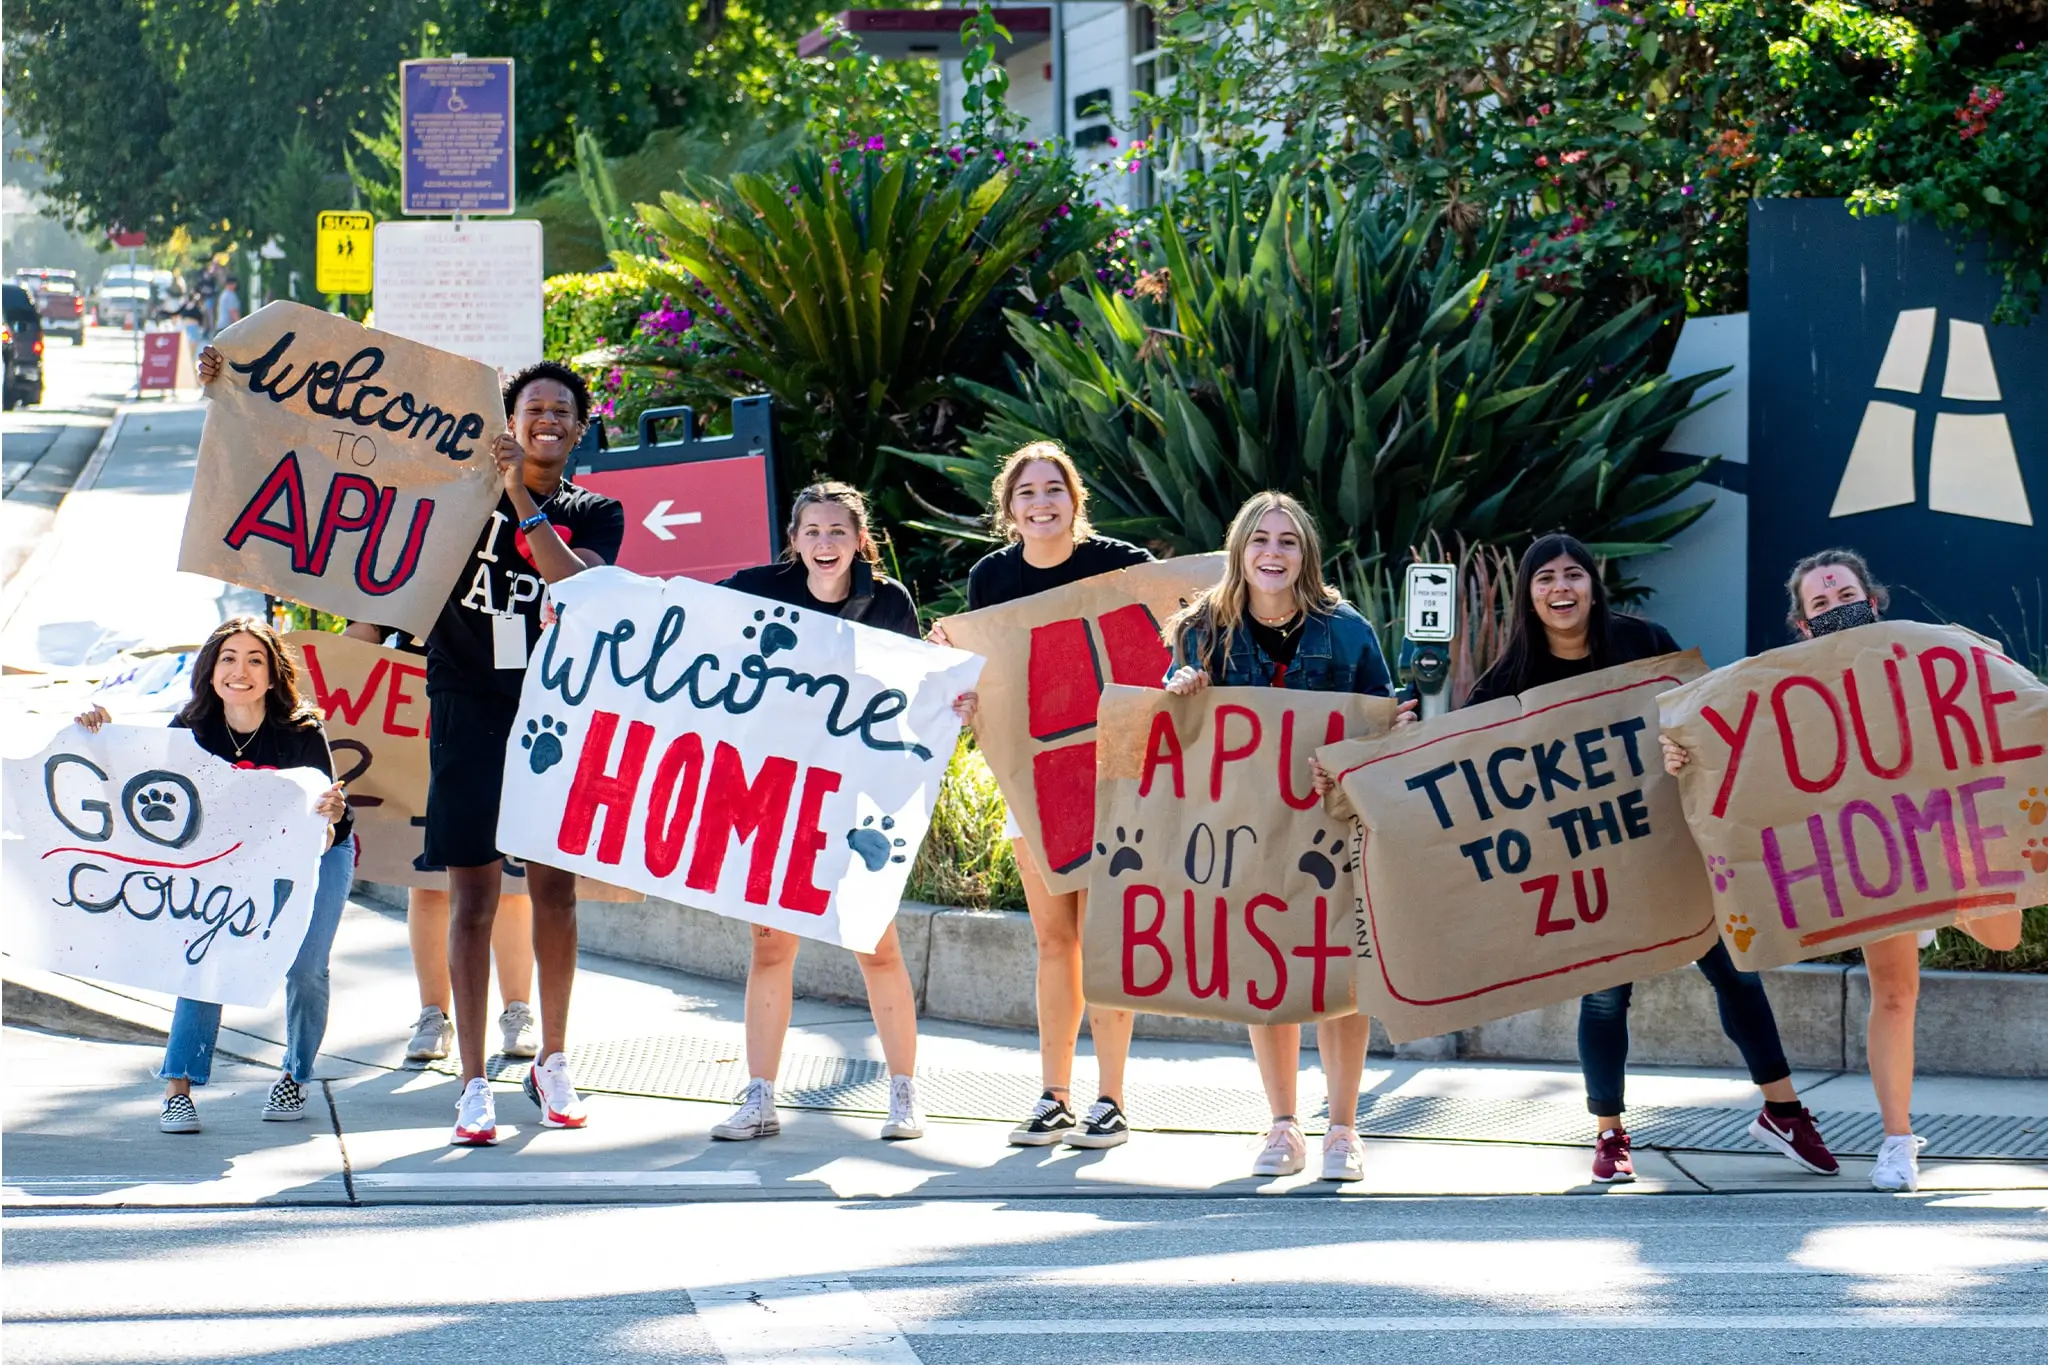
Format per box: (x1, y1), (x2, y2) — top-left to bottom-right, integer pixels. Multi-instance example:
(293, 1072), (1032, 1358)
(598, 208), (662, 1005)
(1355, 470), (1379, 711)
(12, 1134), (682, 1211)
(1164, 491), (1413, 1181)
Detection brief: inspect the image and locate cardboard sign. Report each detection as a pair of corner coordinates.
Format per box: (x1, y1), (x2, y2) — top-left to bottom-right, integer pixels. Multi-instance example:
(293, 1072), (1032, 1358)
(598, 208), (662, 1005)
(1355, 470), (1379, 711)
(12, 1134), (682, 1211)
(1323, 652), (1719, 1042)
(1, 724), (329, 1007)
(939, 555), (1225, 894)
(494, 567), (982, 951)
(1084, 685), (1400, 1025)
(1659, 622), (2048, 969)
(178, 301), (502, 638)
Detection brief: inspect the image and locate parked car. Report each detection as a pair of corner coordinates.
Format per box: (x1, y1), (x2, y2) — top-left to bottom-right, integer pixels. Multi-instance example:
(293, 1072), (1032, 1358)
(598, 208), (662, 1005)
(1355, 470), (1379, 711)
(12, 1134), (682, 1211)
(14, 268), (86, 345)
(3, 284), (47, 409)
(91, 265), (178, 329)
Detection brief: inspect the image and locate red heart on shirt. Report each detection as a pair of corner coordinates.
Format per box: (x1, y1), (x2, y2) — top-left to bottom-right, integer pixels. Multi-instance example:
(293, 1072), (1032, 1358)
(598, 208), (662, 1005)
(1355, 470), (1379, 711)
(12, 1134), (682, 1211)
(513, 523), (571, 567)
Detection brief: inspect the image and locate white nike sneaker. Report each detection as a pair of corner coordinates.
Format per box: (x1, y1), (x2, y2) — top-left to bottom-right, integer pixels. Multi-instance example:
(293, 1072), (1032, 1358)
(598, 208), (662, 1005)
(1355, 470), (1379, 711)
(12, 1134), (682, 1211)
(1870, 1133), (1927, 1192)
(451, 1077), (497, 1146)
(523, 1052), (588, 1129)
(711, 1078), (780, 1141)
(881, 1074), (924, 1140)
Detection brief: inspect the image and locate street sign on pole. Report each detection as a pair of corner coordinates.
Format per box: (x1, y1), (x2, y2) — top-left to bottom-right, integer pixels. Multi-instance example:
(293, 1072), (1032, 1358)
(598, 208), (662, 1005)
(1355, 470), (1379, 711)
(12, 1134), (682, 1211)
(574, 399), (780, 582)
(315, 211), (374, 294)
(400, 58), (516, 216)
(1403, 562), (1457, 643)
(371, 219), (543, 377)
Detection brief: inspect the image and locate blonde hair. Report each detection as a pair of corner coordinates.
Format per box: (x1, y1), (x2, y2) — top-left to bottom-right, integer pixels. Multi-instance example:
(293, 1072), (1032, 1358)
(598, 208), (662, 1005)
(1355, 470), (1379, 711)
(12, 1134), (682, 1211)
(990, 441), (1094, 543)
(784, 481), (881, 565)
(1169, 491), (1340, 668)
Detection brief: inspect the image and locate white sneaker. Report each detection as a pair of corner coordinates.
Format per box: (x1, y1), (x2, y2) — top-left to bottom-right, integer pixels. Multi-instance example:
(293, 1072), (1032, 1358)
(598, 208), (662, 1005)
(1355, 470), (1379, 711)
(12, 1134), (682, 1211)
(498, 1001), (539, 1059)
(881, 1074), (924, 1140)
(523, 1052), (588, 1129)
(405, 1006), (452, 1062)
(1870, 1133), (1927, 1191)
(1321, 1125), (1365, 1182)
(711, 1078), (780, 1141)
(451, 1077), (497, 1146)
(1252, 1119), (1307, 1177)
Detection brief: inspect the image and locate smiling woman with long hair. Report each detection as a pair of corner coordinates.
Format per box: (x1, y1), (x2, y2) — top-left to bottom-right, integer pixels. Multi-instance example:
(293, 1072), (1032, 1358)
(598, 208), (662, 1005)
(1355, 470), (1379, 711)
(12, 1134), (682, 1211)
(75, 616), (354, 1136)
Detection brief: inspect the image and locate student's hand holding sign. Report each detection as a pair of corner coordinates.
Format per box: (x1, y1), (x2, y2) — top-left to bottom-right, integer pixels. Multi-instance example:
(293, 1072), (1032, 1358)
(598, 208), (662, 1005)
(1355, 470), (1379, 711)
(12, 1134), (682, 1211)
(1164, 665), (1209, 696)
(1660, 735), (1690, 775)
(195, 345), (223, 386)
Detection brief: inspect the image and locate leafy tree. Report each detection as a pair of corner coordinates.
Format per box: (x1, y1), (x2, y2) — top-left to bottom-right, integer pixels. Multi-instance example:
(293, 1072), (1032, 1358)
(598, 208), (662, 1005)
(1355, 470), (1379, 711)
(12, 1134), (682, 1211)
(251, 124), (351, 302)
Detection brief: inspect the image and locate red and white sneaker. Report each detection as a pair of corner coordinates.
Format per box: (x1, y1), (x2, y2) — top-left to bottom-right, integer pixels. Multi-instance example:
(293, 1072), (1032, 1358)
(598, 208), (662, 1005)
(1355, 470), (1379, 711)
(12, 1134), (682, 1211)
(451, 1077), (498, 1147)
(524, 1052), (588, 1129)
(1748, 1106), (1840, 1175)
(1592, 1127), (1635, 1183)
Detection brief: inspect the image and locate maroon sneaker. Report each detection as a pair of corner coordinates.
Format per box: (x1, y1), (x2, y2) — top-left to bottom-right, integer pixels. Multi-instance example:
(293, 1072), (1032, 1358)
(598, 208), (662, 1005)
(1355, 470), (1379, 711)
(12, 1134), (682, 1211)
(1591, 1128), (1635, 1183)
(1748, 1106), (1840, 1175)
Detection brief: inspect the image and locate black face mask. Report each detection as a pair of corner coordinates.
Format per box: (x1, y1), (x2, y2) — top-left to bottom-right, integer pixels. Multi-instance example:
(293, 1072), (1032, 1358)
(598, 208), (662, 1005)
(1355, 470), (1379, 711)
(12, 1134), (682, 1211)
(1807, 600), (1878, 637)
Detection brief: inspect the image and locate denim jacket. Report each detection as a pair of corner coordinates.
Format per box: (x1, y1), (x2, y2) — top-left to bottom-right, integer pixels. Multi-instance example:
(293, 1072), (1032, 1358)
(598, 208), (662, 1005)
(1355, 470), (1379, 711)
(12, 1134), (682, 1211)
(1171, 602), (1395, 697)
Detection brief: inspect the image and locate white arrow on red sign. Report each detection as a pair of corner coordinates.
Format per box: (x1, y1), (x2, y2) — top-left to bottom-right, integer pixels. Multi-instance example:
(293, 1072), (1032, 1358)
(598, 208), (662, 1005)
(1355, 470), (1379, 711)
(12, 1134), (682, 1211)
(643, 499), (704, 541)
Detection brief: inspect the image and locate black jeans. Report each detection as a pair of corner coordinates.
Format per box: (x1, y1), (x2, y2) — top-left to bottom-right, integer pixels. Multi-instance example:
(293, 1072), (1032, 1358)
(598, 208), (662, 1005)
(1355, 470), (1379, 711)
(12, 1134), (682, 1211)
(1578, 939), (1792, 1116)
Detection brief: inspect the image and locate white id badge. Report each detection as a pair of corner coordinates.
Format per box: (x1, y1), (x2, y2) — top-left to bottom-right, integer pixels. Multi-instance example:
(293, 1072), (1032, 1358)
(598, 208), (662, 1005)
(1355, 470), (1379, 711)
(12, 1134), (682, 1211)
(492, 612), (529, 670)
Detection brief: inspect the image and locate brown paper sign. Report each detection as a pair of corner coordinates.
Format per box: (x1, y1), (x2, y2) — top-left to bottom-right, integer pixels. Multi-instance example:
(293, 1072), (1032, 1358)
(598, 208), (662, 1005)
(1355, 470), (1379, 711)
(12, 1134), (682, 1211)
(181, 301), (503, 638)
(939, 554), (1225, 894)
(286, 631), (642, 901)
(1084, 684), (1399, 1025)
(1322, 651), (1718, 1042)
(1659, 622), (2047, 970)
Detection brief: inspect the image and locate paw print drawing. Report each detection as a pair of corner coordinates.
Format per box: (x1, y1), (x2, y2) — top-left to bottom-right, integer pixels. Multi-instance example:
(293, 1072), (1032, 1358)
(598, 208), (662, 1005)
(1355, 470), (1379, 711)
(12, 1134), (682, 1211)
(2020, 787), (2048, 827)
(743, 606), (800, 658)
(137, 788), (179, 823)
(847, 815), (907, 871)
(2025, 838), (2048, 875)
(1297, 828), (1352, 891)
(1097, 827), (1144, 876)
(1708, 854), (1735, 893)
(1725, 914), (1757, 953)
(522, 715), (570, 774)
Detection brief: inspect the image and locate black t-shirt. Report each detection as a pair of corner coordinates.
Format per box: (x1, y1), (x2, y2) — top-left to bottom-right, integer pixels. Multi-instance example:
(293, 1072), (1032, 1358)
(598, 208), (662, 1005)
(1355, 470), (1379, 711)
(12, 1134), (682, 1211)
(1464, 613), (1681, 707)
(427, 481), (625, 698)
(1246, 615), (1303, 670)
(965, 535), (1152, 611)
(719, 559), (921, 639)
(172, 711), (353, 845)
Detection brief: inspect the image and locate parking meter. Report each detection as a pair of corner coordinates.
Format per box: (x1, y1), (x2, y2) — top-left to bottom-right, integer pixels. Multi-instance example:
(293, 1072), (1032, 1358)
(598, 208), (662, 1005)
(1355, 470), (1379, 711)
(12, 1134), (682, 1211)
(1400, 562), (1458, 720)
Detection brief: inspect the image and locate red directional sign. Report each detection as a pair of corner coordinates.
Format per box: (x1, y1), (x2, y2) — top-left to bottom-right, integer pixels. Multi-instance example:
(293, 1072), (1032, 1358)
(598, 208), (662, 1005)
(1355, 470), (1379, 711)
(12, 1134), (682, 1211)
(573, 399), (779, 582)
(138, 331), (190, 394)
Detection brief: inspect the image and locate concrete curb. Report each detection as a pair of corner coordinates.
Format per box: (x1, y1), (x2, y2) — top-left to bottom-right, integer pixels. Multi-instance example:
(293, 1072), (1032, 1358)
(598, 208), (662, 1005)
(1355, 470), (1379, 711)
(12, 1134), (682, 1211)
(356, 881), (2048, 1077)
(0, 407), (127, 633)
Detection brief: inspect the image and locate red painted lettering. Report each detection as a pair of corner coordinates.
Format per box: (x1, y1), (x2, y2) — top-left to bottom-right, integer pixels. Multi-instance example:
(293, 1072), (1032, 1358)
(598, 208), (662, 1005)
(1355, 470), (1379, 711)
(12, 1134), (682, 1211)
(1918, 646), (1982, 770)
(1288, 895), (1347, 1014)
(1523, 874), (1574, 935)
(1702, 692), (1759, 818)
(642, 733), (706, 877)
(223, 451), (313, 571)
(1279, 709), (1346, 812)
(1243, 894), (1290, 1012)
(1572, 867), (1609, 923)
(558, 711), (655, 865)
(1182, 890), (1228, 1000)
(1844, 658), (1913, 780)
(1123, 884), (1171, 997)
(1210, 704), (1262, 801)
(1772, 675), (1848, 793)
(777, 767), (842, 915)
(1972, 647), (2044, 764)
(298, 643), (384, 728)
(1139, 710), (1186, 799)
(686, 742), (797, 904)
(382, 662), (425, 738)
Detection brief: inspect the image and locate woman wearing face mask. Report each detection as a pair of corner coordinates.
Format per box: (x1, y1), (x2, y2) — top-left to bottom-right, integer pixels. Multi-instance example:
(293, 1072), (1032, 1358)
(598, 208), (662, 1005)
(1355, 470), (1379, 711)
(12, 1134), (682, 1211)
(1468, 533), (1837, 1185)
(75, 617), (353, 1135)
(713, 483), (925, 1143)
(927, 442), (1151, 1149)
(1164, 492), (1413, 1181)
(1663, 548), (2023, 1192)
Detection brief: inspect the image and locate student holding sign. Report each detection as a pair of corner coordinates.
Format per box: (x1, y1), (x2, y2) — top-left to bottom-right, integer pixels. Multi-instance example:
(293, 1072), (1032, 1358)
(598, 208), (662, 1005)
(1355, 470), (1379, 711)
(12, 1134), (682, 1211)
(1663, 548), (2025, 1192)
(76, 618), (354, 1134)
(1164, 492), (1411, 1181)
(1466, 533), (1837, 1184)
(427, 362), (624, 1146)
(711, 483), (928, 1142)
(929, 443), (1152, 1149)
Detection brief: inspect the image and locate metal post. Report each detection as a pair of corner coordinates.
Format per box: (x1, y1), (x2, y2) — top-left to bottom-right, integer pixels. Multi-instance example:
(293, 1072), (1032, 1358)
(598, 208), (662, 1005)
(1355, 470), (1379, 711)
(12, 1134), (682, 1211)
(129, 244), (141, 390)
(1051, 2), (1068, 142)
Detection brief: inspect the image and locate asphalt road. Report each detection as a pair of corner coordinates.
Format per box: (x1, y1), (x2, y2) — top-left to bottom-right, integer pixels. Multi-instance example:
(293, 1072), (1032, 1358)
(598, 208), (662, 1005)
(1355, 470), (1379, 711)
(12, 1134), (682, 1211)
(4, 1194), (2043, 1363)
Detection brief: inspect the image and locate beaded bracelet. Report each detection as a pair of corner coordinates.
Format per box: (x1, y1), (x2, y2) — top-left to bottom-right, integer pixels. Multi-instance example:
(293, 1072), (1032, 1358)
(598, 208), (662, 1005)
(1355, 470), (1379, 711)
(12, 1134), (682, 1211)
(517, 510), (550, 533)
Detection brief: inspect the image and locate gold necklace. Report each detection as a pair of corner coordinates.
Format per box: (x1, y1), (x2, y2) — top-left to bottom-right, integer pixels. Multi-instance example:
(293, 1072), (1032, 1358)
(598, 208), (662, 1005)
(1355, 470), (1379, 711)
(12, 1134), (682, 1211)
(225, 716), (263, 760)
(1253, 610), (1301, 632)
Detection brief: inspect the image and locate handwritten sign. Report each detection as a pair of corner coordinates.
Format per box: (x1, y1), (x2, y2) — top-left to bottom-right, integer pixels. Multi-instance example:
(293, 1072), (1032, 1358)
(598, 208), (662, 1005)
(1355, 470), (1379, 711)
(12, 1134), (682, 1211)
(1322, 652), (1719, 1042)
(939, 556), (1224, 894)
(1660, 622), (2048, 969)
(1, 724), (329, 1006)
(1084, 685), (1398, 1025)
(494, 567), (982, 951)
(178, 301), (502, 638)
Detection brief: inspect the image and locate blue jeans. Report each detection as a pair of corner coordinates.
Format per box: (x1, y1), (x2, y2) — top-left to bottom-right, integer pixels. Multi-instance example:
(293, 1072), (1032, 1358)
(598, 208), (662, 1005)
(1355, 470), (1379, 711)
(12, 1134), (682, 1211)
(1578, 938), (1792, 1115)
(159, 841), (354, 1085)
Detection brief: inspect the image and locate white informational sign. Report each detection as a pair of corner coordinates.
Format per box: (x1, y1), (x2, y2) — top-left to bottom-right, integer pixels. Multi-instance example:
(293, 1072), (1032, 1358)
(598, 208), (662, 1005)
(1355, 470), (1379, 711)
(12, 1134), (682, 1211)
(1403, 562), (1457, 642)
(495, 568), (985, 952)
(2, 724), (330, 1007)
(372, 220), (544, 378)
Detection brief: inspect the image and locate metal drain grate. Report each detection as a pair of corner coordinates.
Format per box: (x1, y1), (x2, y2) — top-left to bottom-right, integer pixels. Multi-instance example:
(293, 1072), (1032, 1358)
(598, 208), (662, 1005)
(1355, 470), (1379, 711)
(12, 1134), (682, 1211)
(439, 1034), (2047, 1161)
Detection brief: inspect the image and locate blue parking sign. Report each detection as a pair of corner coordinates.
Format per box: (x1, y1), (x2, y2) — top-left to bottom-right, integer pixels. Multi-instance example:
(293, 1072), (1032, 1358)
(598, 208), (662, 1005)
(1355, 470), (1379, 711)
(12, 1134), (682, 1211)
(401, 58), (515, 215)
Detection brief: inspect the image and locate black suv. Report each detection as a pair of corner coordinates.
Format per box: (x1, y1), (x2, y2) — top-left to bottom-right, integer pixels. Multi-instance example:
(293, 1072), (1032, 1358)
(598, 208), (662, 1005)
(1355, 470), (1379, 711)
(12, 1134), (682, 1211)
(3, 283), (45, 409)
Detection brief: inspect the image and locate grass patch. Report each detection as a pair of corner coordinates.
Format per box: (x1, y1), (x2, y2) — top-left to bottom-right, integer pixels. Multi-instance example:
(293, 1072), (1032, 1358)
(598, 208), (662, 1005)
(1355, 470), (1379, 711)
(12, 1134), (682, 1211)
(1918, 905), (2048, 973)
(906, 736), (1026, 911)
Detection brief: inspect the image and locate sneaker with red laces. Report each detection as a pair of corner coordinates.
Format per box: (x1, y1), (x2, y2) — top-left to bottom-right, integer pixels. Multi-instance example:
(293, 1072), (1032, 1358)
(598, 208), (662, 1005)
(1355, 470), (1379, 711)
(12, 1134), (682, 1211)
(1591, 1127), (1635, 1183)
(1748, 1106), (1840, 1175)
(523, 1052), (588, 1129)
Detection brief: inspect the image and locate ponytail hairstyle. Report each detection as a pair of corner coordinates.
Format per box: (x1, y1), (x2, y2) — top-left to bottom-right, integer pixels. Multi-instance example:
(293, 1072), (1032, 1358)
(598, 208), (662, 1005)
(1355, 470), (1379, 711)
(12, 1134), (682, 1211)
(783, 481), (881, 565)
(178, 616), (323, 732)
(1783, 547), (1888, 634)
(1169, 491), (1341, 671)
(1483, 533), (1610, 699)
(989, 440), (1094, 543)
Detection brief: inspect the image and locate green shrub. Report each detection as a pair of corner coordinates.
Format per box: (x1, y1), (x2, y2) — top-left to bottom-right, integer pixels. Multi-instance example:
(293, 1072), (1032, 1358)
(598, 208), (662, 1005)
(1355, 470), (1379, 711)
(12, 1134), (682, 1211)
(543, 272), (660, 362)
(1918, 907), (2048, 974)
(906, 737), (1025, 911)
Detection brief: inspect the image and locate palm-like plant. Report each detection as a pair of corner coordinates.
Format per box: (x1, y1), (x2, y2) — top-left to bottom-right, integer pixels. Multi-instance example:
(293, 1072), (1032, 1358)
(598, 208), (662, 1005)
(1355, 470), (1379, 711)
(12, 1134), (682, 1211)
(905, 172), (1724, 583)
(621, 143), (1107, 486)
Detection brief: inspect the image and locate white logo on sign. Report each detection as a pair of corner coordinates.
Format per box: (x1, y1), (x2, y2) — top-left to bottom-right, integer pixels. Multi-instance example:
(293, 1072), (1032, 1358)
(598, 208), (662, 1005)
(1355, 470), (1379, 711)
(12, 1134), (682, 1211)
(1830, 308), (2031, 525)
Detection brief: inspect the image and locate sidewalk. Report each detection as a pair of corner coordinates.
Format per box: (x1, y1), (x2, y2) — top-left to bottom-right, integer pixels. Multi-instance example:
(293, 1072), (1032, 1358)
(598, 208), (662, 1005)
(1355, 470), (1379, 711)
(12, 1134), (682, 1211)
(6, 890), (2045, 1209)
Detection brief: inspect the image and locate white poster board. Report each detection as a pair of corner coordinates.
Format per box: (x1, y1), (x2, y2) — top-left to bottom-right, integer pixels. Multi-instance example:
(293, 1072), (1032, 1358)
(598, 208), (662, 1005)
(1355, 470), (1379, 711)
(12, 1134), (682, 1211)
(2, 724), (330, 1006)
(372, 220), (544, 378)
(494, 567), (983, 952)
